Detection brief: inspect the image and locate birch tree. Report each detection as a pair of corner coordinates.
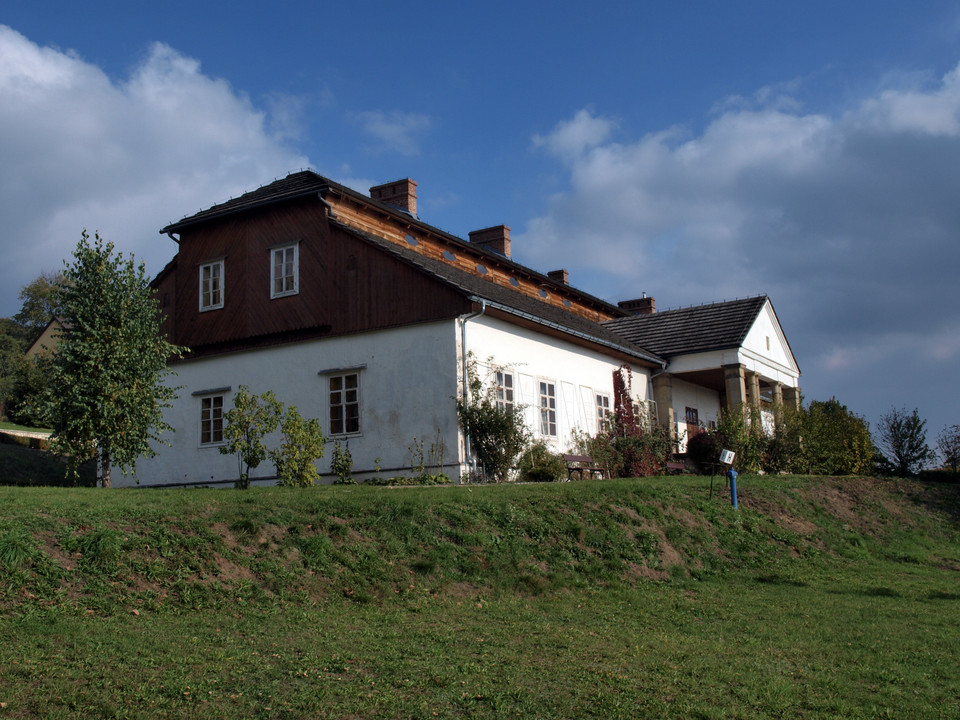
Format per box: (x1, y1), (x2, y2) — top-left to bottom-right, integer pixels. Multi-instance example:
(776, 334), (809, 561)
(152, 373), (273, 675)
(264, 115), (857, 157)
(45, 231), (183, 486)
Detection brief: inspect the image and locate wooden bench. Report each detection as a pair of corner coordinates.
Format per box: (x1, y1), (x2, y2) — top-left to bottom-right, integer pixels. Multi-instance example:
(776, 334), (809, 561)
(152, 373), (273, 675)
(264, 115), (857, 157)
(561, 454), (607, 481)
(666, 460), (686, 475)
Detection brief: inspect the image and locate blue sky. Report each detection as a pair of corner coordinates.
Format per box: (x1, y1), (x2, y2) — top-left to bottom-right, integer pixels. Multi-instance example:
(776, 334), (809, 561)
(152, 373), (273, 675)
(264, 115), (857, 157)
(2, 1), (959, 451)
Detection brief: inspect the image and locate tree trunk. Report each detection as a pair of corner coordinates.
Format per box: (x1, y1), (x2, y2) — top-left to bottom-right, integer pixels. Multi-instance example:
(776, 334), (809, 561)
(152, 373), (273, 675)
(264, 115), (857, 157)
(100, 447), (112, 489)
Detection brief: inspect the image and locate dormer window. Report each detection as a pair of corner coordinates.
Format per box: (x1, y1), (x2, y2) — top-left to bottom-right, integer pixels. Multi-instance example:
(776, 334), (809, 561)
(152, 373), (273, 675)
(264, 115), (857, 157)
(199, 260), (224, 311)
(271, 243), (299, 298)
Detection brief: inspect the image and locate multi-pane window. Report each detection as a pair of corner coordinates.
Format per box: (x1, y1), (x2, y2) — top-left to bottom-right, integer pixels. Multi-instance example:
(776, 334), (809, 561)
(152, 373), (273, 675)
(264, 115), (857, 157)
(200, 395), (224, 445)
(496, 371), (514, 412)
(271, 244), (299, 298)
(329, 372), (360, 435)
(685, 406), (701, 439)
(199, 261), (224, 311)
(596, 393), (611, 432)
(539, 380), (557, 436)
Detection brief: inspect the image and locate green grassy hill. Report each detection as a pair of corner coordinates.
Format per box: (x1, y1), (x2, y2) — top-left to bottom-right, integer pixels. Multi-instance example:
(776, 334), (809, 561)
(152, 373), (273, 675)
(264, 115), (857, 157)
(1, 476), (958, 718)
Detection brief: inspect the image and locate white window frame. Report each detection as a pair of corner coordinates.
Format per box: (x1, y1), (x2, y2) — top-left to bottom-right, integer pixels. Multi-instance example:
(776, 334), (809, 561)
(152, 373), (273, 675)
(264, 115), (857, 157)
(328, 371), (361, 436)
(271, 242), (299, 299)
(198, 394), (225, 446)
(596, 393), (611, 432)
(496, 370), (514, 413)
(199, 260), (224, 312)
(539, 379), (557, 437)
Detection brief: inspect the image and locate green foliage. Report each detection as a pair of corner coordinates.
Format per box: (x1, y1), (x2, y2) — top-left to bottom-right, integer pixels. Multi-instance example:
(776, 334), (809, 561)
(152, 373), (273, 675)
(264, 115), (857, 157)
(0, 319), (26, 415)
(3, 353), (53, 427)
(15, 271), (65, 333)
(456, 357), (529, 482)
(518, 441), (566, 482)
(688, 398), (876, 477)
(42, 231), (185, 486)
(936, 424), (960, 472)
(1, 274), (64, 418)
(269, 405), (327, 487)
(220, 386), (281, 488)
(404, 432), (450, 484)
(875, 407), (936, 478)
(330, 440), (355, 485)
(610, 416), (672, 478)
(918, 468), (960, 484)
(685, 426), (723, 472)
(366, 474), (451, 486)
(609, 365), (671, 477)
(221, 388), (327, 487)
(802, 398), (874, 475)
(571, 369), (671, 479)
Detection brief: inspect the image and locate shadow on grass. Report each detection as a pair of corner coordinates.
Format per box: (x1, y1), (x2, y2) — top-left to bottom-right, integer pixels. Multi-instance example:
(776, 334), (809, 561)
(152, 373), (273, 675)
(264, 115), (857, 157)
(0, 439), (96, 487)
(903, 480), (960, 531)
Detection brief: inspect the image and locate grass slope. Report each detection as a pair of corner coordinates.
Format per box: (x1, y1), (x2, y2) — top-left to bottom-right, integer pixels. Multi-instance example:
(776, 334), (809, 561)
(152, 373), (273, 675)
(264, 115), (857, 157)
(0, 476), (958, 719)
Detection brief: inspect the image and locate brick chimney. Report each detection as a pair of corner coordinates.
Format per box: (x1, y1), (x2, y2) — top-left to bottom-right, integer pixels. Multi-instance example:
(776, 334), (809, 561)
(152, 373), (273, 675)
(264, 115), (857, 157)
(469, 225), (511, 257)
(370, 179), (417, 215)
(548, 269), (569, 285)
(618, 295), (656, 315)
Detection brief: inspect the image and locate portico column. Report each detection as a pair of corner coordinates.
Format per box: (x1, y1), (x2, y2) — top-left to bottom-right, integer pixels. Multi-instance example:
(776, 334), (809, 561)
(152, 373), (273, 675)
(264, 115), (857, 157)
(723, 364), (747, 411)
(783, 386), (801, 411)
(772, 382), (784, 407)
(747, 371), (761, 410)
(652, 373), (677, 446)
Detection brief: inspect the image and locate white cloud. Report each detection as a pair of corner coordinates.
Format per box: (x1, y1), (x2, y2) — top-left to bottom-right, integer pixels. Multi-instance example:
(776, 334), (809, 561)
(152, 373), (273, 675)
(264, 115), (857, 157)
(356, 110), (432, 156)
(521, 62), (960, 429)
(0, 25), (309, 314)
(532, 108), (616, 163)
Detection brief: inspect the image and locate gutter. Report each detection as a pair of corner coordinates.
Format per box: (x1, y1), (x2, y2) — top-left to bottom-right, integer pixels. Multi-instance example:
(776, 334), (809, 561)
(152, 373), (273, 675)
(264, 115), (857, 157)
(458, 299), (487, 475)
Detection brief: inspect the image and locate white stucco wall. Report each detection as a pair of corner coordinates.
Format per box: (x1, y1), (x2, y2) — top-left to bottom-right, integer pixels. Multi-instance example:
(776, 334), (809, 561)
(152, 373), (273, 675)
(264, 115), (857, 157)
(671, 377), (721, 453)
(124, 321), (462, 487)
(465, 314), (652, 454)
(740, 301), (800, 386)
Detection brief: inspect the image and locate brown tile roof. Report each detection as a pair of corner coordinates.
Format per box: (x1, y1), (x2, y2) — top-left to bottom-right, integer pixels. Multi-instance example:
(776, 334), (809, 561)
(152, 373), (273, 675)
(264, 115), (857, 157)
(339, 221), (665, 367)
(161, 171), (333, 234)
(603, 296), (769, 359)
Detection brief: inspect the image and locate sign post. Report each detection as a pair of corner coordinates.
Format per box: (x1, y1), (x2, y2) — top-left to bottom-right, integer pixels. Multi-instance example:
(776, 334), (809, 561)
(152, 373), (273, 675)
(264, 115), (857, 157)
(711, 449), (737, 508)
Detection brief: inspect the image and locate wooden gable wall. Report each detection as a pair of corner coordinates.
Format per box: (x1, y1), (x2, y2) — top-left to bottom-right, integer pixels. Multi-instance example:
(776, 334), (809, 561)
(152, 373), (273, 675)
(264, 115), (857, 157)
(167, 196), (472, 354)
(324, 191), (621, 325)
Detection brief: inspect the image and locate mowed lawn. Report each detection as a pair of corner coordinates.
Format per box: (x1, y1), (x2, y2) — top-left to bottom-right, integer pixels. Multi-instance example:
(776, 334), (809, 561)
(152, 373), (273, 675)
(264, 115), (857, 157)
(0, 477), (958, 719)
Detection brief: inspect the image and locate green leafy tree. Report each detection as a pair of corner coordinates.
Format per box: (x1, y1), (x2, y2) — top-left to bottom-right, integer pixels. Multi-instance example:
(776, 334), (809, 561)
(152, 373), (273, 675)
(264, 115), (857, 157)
(936, 424), (960, 472)
(875, 407), (936, 478)
(1, 272), (63, 418)
(269, 405), (326, 487)
(456, 357), (529, 482)
(219, 386), (281, 488)
(43, 231), (184, 486)
(801, 398), (874, 475)
(0, 320), (26, 417)
(4, 354), (53, 427)
(15, 271), (65, 334)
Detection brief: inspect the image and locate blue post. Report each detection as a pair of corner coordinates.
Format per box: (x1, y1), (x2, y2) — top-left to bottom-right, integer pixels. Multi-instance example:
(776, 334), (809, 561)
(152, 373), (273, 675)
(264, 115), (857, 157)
(726, 468), (738, 509)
